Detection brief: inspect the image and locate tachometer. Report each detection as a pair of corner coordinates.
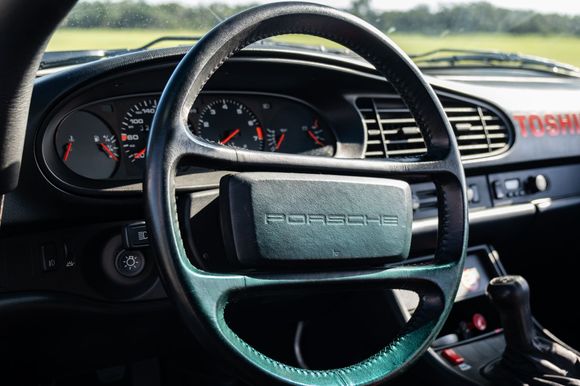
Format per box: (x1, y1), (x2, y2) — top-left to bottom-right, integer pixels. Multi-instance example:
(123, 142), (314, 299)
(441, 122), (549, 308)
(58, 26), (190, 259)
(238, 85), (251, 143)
(195, 99), (264, 150)
(121, 98), (157, 163)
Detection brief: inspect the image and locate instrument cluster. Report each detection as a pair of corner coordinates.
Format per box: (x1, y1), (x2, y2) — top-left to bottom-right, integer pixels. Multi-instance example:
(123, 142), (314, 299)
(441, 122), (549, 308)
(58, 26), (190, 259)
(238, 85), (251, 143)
(49, 93), (336, 181)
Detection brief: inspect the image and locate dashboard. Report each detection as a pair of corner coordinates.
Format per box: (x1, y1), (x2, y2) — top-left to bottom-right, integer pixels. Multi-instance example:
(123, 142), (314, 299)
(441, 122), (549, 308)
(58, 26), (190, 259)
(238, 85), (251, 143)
(0, 45), (577, 228)
(3, 44), (580, 379)
(27, 47), (580, 204)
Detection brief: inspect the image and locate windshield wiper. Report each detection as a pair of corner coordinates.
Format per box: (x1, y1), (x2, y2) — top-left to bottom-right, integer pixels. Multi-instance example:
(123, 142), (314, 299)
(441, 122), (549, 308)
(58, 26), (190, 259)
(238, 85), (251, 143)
(40, 35), (203, 70)
(134, 35), (203, 50)
(40, 49), (128, 70)
(249, 38), (355, 56)
(410, 48), (580, 77)
(40, 34), (357, 71)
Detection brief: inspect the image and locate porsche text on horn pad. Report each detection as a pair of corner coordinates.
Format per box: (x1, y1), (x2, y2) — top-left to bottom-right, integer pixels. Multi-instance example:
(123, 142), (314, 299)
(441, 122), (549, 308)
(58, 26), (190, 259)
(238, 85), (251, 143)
(220, 173), (413, 266)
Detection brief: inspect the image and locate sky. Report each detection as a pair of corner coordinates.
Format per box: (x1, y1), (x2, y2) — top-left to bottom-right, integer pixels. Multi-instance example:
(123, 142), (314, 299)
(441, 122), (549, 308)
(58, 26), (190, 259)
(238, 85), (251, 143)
(145, 0), (580, 15)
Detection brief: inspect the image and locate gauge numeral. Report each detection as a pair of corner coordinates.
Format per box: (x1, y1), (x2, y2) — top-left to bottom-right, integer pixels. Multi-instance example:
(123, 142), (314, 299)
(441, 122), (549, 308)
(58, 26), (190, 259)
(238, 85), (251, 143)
(121, 97), (158, 163)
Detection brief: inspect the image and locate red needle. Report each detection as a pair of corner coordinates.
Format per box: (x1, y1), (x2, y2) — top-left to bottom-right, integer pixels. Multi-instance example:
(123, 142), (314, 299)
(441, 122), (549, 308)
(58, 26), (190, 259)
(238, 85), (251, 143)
(256, 126), (263, 140)
(100, 143), (119, 161)
(134, 147), (146, 159)
(63, 142), (73, 161)
(219, 128), (240, 145)
(275, 132), (286, 150)
(307, 130), (324, 147)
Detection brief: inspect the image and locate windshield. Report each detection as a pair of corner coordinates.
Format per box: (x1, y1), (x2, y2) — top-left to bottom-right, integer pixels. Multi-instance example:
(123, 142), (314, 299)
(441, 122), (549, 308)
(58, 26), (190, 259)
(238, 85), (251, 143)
(48, 0), (580, 69)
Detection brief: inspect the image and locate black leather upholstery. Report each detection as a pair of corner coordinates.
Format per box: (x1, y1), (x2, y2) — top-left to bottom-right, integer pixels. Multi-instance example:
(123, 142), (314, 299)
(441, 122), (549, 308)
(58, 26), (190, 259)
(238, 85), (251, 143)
(0, 0), (77, 194)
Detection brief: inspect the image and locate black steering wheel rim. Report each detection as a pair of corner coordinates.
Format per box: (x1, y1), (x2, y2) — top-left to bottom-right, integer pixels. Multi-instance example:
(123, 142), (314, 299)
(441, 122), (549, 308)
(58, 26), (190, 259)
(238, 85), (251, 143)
(145, 2), (468, 385)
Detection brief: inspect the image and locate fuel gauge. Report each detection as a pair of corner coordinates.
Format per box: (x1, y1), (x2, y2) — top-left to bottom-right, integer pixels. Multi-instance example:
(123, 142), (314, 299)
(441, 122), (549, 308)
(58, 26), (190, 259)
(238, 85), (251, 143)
(55, 111), (120, 179)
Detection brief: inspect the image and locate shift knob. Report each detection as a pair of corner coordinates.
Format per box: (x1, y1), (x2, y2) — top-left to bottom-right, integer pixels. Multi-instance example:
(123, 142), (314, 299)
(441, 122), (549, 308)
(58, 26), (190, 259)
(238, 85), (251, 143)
(487, 275), (535, 352)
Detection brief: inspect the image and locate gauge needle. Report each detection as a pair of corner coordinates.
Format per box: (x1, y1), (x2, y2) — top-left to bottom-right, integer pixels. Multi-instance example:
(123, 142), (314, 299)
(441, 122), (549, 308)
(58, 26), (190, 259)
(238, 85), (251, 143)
(219, 128), (240, 145)
(134, 147), (146, 159)
(275, 132), (286, 150)
(100, 143), (119, 161)
(63, 142), (73, 161)
(256, 126), (263, 140)
(307, 130), (325, 147)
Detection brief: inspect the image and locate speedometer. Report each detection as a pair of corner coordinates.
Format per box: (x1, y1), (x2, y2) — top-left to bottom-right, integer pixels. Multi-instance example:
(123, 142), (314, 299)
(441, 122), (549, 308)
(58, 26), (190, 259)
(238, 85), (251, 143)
(120, 98), (157, 164)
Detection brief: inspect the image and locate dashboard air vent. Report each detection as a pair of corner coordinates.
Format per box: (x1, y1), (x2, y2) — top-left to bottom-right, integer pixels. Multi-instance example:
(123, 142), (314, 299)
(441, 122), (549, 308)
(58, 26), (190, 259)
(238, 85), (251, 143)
(357, 95), (511, 159)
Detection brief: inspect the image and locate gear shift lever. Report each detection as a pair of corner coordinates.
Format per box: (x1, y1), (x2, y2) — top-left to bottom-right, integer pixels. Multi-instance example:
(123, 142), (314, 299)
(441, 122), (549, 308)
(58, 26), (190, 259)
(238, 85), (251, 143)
(487, 275), (535, 353)
(485, 275), (580, 385)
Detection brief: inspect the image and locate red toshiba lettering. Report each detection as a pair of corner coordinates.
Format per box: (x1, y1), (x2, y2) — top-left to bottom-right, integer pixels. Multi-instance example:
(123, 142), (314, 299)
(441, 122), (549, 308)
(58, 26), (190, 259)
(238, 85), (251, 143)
(544, 114), (559, 136)
(573, 114), (580, 134)
(558, 114), (572, 135)
(513, 115), (528, 137)
(529, 115), (545, 137)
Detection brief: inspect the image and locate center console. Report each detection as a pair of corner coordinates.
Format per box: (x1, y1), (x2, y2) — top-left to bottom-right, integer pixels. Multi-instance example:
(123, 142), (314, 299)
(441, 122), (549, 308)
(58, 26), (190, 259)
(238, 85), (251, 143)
(393, 246), (506, 385)
(393, 245), (580, 385)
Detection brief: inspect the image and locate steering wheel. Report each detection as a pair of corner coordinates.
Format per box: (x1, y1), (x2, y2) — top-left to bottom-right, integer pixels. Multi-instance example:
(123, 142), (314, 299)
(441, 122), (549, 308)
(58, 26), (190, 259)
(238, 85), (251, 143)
(145, 2), (467, 385)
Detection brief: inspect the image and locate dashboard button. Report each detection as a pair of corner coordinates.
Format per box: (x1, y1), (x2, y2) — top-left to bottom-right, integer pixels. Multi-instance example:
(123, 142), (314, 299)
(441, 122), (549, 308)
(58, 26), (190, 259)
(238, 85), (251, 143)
(528, 174), (548, 193)
(63, 243), (76, 269)
(40, 243), (58, 272)
(467, 184), (480, 203)
(504, 178), (520, 191)
(123, 222), (149, 248)
(492, 181), (505, 199)
(115, 250), (145, 277)
(441, 348), (465, 365)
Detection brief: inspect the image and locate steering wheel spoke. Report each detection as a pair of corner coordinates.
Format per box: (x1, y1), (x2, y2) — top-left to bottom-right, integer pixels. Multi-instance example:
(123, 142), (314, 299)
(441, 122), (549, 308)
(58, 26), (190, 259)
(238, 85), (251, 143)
(173, 125), (461, 181)
(187, 260), (461, 304)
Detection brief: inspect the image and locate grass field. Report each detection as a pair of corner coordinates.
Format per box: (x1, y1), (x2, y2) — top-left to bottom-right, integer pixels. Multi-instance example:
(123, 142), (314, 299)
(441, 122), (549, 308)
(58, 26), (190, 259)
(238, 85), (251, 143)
(47, 29), (580, 68)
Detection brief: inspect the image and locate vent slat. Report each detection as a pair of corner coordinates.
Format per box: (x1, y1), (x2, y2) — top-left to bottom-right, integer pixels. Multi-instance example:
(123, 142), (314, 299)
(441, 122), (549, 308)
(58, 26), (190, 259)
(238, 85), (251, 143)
(357, 96), (511, 159)
(385, 138), (426, 145)
(379, 118), (417, 124)
(386, 148), (428, 156)
(382, 127), (422, 135)
(458, 144), (491, 150)
(444, 107), (478, 113)
(448, 116), (485, 122)
(376, 108), (412, 113)
(457, 134), (488, 141)
(365, 150), (385, 157)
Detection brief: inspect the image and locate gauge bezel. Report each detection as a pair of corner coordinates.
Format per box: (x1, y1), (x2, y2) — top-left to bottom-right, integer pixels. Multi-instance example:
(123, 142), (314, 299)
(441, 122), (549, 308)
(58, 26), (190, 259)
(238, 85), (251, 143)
(121, 97), (158, 164)
(38, 90), (341, 196)
(54, 110), (121, 180)
(194, 98), (265, 151)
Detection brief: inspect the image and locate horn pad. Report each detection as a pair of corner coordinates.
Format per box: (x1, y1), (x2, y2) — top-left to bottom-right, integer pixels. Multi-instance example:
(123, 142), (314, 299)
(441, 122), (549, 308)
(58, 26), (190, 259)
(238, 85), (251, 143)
(220, 173), (413, 267)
